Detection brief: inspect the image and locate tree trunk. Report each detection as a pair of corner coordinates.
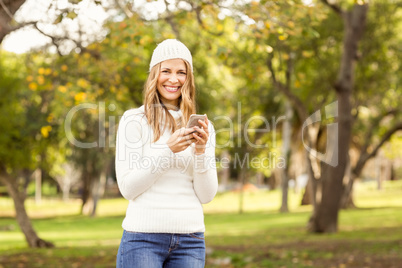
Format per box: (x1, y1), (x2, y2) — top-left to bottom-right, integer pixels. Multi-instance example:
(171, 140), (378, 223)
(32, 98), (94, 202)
(308, 3), (368, 233)
(81, 178), (96, 216)
(90, 163), (109, 217)
(0, 173), (54, 248)
(238, 168), (245, 214)
(219, 150), (230, 191)
(34, 168), (42, 204)
(301, 183), (311, 205)
(0, 0), (27, 44)
(340, 173), (356, 209)
(81, 157), (95, 215)
(280, 101), (293, 213)
(340, 156), (356, 209)
(81, 156), (103, 216)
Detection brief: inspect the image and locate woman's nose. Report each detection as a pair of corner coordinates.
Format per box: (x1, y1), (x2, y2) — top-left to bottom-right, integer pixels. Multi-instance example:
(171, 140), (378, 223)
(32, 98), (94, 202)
(169, 75), (178, 83)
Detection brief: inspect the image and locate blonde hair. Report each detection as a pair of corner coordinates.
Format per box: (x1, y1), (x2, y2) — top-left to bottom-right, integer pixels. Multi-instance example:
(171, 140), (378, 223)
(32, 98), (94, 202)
(143, 60), (196, 142)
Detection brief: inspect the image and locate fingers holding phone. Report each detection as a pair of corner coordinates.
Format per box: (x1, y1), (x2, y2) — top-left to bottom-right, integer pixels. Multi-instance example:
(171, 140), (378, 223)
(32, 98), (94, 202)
(167, 127), (197, 153)
(168, 114), (210, 154)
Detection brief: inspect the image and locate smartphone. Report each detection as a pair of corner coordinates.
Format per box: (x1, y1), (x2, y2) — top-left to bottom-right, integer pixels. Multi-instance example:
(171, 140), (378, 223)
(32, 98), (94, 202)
(186, 114), (206, 128)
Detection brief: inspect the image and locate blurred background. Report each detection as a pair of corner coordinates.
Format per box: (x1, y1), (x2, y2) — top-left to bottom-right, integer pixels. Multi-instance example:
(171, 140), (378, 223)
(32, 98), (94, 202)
(0, 0), (401, 267)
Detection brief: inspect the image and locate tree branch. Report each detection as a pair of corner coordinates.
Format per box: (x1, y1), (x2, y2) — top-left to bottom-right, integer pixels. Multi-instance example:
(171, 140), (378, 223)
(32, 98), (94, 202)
(320, 0), (343, 15)
(181, 0), (224, 36)
(163, 0), (181, 39)
(33, 23), (101, 59)
(113, 0), (133, 18)
(266, 54), (309, 121)
(33, 23), (63, 55)
(0, 0), (14, 20)
(354, 121), (402, 175)
(359, 109), (399, 159)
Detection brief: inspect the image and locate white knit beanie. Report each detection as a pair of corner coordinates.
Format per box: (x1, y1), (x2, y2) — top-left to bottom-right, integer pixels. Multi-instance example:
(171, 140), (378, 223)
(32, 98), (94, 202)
(149, 39), (193, 72)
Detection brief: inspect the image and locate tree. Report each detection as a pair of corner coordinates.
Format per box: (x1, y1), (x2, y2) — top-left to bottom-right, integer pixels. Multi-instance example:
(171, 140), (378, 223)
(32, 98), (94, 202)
(262, 0), (369, 232)
(0, 0), (109, 246)
(304, 0), (368, 232)
(0, 52), (54, 247)
(340, 2), (402, 208)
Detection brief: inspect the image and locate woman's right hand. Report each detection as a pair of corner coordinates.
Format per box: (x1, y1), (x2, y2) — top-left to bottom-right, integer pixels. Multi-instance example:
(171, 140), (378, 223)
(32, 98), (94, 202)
(167, 127), (197, 153)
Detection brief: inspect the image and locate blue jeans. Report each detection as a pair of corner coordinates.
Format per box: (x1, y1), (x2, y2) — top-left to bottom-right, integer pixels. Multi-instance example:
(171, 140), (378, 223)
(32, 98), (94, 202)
(116, 230), (206, 268)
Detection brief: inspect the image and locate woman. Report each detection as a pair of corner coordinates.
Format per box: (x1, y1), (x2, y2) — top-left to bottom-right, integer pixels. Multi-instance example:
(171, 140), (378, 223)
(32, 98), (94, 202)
(115, 39), (218, 268)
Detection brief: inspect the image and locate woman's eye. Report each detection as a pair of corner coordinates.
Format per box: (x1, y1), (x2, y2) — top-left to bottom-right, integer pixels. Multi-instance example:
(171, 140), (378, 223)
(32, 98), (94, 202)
(179, 72), (186, 75)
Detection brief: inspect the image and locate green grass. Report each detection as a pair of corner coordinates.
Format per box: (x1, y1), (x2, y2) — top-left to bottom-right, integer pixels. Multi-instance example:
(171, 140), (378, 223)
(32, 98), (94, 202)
(1, 180), (402, 267)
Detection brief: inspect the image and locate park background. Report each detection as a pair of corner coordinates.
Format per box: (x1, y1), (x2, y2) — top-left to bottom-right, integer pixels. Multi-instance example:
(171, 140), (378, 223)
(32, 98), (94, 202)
(0, 0), (401, 267)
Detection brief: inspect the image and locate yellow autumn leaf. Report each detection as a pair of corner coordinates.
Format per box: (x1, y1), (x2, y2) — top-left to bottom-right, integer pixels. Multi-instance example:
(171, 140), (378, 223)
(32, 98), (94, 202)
(45, 68), (52, 75)
(38, 67), (45, 75)
(37, 75), (45, 85)
(77, 78), (89, 88)
(61, 65), (68, 72)
(74, 92), (87, 101)
(58, 85), (67, 93)
(41, 125), (52, 138)
(287, 21), (295, 28)
(278, 35), (288, 41)
(29, 82), (38, 91)
(302, 51), (314, 58)
(294, 80), (301, 88)
(265, 22), (271, 29)
(47, 114), (54, 123)
(26, 75), (34, 82)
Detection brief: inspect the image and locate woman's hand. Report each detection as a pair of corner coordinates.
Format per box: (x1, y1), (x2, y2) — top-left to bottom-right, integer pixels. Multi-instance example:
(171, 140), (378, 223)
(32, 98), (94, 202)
(167, 127), (197, 153)
(192, 116), (209, 155)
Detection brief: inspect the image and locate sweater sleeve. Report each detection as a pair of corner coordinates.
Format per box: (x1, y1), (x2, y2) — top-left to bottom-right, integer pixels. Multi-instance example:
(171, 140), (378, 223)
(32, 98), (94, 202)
(115, 109), (172, 200)
(192, 123), (218, 204)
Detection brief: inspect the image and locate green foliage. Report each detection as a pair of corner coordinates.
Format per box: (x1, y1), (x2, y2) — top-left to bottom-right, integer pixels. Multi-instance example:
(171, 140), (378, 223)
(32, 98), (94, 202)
(0, 52), (43, 171)
(351, 3), (402, 152)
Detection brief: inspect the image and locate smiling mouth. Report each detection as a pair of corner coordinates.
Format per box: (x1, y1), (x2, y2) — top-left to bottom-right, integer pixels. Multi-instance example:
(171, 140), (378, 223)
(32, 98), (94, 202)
(164, 86), (180, 92)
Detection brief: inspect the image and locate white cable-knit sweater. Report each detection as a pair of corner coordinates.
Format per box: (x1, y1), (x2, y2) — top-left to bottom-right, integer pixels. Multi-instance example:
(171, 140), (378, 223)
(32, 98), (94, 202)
(115, 106), (218, 233)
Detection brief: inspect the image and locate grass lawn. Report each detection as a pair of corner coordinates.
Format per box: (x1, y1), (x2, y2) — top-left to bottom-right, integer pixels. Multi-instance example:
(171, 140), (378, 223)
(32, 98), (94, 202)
(0, 180), (402, 267)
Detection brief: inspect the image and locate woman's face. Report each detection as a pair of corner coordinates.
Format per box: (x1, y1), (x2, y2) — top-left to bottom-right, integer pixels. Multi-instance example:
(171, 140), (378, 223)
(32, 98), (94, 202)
(157, 59), (187, 109)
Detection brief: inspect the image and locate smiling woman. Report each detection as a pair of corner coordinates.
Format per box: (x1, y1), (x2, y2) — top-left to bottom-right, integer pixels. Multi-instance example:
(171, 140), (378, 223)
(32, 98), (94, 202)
(114, 39), (218, 268)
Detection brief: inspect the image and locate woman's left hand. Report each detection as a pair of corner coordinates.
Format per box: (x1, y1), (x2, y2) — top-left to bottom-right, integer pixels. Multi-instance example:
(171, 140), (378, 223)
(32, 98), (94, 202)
(192, 115), (209, 155)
